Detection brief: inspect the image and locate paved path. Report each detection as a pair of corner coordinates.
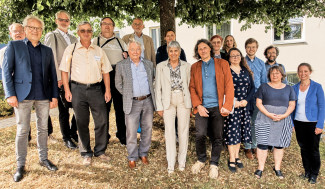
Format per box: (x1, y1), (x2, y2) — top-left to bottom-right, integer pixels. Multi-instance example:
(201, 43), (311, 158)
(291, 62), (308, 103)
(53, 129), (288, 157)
(0, 108), (59, 129)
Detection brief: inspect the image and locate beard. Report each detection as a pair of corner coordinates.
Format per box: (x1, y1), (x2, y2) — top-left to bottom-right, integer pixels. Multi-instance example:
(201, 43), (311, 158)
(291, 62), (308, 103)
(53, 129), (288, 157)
(267, 57), (276, 63)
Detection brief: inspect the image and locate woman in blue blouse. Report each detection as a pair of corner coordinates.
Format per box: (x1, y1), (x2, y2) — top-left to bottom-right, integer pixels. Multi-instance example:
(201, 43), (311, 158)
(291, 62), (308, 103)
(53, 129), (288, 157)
(292, 63), (325, 184)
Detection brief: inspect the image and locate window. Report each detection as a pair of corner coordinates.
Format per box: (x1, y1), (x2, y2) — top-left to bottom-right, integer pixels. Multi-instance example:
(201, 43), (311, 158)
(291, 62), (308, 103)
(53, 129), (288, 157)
(287, 72), (299, 86)
(150, 27), (161, 52)
(206, 22), (231, 40)
(273, 17), (305, 44)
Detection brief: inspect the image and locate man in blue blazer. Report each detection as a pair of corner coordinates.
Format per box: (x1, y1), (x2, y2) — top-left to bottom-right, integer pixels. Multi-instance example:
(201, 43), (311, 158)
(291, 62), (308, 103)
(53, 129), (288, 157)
(2, 15), (59, 182)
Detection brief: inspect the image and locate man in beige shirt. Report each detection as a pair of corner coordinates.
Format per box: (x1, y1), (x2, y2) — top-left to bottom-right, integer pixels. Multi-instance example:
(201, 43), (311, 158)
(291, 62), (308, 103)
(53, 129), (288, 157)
(60, 21), (112, 166)
(122, 18), (156, 65)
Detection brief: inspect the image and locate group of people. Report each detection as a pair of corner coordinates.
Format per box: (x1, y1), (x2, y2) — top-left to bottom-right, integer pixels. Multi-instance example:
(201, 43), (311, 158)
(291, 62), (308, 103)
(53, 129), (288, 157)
(1, 10), (324, 185)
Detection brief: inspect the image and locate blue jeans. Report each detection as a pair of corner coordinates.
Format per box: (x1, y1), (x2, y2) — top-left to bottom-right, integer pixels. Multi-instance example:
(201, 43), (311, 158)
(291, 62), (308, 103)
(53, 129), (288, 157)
(15, 100), (50, 167)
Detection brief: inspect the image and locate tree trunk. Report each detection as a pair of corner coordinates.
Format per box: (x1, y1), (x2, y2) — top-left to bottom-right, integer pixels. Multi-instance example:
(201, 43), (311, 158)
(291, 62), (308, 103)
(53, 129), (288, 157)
(159, 0), (175, 45)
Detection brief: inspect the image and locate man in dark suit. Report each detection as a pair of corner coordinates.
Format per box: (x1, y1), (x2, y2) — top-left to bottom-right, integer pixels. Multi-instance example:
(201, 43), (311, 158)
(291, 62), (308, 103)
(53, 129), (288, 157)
(115, 40), (156, 169)
(2, 15), (59, 182)
(44, 10), (78, 149)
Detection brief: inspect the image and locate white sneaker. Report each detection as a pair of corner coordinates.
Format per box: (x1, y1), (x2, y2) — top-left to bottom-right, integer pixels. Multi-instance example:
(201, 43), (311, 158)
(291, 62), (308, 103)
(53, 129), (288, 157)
(209, 165), (219, 179)
(191, 161), (205, 174)
(83, 157), (92, 166)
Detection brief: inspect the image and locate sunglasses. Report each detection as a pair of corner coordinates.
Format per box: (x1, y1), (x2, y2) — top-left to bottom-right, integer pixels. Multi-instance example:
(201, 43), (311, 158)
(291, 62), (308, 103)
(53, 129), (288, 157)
(58, 18), (70, 22)
(79, 29), (92, 33)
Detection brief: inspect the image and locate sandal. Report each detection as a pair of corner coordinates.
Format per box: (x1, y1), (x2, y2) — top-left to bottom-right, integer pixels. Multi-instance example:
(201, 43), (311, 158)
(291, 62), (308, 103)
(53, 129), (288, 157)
(273, 168), (284, 179)
(228, 161), (236, 173)
(235, 158), (244, 168)
(254, 169), (263, 179)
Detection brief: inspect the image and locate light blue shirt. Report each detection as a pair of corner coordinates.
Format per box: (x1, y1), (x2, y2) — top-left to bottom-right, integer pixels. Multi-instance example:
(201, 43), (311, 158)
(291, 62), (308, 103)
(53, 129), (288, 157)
(130, 58), (150, 97)
(202, 58), (218, 108)
(265, 62), (288, 84)
(245, 56), (267, 91)
(134, 34), (145, 58)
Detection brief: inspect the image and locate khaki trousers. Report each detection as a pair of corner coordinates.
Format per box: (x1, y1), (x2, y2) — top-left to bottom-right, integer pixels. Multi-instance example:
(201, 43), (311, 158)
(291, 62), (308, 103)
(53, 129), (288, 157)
(163, 91), (191, 171)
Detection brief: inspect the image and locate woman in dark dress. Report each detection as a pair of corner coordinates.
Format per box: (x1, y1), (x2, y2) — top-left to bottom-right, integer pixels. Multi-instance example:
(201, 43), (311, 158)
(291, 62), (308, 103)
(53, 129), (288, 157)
(224, 48), (255, 172)
(254, 66), (296, 179)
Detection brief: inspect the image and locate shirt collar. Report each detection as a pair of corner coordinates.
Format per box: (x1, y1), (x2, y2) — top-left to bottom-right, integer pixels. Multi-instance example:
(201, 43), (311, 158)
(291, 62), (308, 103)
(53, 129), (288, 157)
(100, 33), (115, 40)
(245, 55), (256, 62)
(130, 57), (144, 65)
(58, 28), (68, 36)
(202, 57), (214, 65)
(76, 40), (95, 49)
(24, 38), (40, 47)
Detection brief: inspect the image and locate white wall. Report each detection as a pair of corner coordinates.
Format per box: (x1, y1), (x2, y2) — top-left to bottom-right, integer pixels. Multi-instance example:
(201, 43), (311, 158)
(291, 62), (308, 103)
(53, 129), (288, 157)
(118, 17), (325, 87)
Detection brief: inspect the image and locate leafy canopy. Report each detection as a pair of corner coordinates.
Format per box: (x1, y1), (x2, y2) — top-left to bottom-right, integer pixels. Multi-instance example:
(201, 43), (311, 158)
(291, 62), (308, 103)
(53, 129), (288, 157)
(0, 0), (324, 43)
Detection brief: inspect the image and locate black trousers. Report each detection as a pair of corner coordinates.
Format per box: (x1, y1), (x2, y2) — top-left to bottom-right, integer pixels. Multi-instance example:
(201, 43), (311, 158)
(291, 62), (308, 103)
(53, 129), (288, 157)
(103, 68), (126, 143)
(58, 87), (77, 140)
(195, 107), (224, 166)
(294, 120), (321, 176)
(71, 83), (108, 157)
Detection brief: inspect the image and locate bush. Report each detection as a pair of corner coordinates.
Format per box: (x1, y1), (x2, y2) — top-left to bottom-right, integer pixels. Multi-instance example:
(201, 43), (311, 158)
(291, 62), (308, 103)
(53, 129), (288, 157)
(0, 81), (13, 117)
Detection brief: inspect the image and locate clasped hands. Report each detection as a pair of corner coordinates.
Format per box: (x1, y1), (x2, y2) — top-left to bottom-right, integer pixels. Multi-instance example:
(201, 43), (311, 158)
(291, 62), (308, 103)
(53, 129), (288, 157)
(267, 113), (286, 122)
(234, 100), (247, 108)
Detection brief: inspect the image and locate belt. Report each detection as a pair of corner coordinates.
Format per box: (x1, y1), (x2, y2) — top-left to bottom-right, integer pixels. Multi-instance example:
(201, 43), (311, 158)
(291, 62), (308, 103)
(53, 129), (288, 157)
(172, 89), (182, 93)
(133, 94), (151, 101)
(71, 80), (101, 87)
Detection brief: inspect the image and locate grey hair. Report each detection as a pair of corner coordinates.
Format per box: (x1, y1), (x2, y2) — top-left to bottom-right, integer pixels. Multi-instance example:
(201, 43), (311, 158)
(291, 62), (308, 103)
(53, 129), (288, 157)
(8, 23), (23, 32)
(167, 41), (181, 52)
(23, 15), (44, 30)
(55, 10), (70, 20)
(77, 21), (92, 31)
(128, 39), (142, 51)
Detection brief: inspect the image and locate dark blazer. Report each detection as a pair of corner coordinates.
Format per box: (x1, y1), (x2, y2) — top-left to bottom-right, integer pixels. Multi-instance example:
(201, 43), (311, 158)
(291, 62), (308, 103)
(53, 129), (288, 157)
(156, 44), (187, 64)
(2, 38), (58, 102)
(115, 57), (156, 114)
(292, 80), (325, 129)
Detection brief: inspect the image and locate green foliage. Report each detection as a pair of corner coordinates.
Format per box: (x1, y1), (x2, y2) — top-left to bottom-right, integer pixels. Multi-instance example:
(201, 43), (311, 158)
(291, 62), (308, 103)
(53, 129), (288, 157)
(0, 0), (324, 43)
(0, 82), (13, 116)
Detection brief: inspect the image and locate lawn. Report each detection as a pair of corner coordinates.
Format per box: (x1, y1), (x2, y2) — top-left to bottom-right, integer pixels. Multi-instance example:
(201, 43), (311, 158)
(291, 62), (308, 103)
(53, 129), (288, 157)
(0, 110), (324, 188)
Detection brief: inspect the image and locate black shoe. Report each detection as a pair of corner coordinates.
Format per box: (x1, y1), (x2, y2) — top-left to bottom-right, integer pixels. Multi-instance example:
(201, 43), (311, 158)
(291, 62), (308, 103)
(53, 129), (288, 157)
(40, 159), (58, 171)
(71, 134), (78, 143)
(299, 172), (310, 180)
(235, 158), (244, 168)
(254, 169), (263, 179)
(64, 139), (77, 149)
(309, 174), (317, 184)
(228, 161), (236, 173)
(13, 166), (25, 182)
(273, 168), (284, 179)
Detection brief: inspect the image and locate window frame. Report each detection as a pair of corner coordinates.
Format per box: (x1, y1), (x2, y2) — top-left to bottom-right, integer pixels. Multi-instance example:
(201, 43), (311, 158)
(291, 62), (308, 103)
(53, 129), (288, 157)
(149, 26), (161, 52)
(272, 17), (306, 45)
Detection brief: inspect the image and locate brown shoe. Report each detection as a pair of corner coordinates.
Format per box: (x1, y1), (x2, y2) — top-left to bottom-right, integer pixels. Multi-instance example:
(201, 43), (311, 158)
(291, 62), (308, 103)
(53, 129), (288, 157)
(140, 156), (149, 165)
(244, 149), (254, 160)
(128, 161), (136, 169)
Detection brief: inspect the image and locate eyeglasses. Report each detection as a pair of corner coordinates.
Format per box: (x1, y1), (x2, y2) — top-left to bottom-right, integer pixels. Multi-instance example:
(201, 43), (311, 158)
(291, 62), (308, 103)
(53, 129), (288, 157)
(57, 18), (70, 22)
(101, 22), (113, 26)
(132, 23), (143, 26)
(26, 26), (42, 32)
(230, 55), (241, 59)
(79, 29), (92, 33)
